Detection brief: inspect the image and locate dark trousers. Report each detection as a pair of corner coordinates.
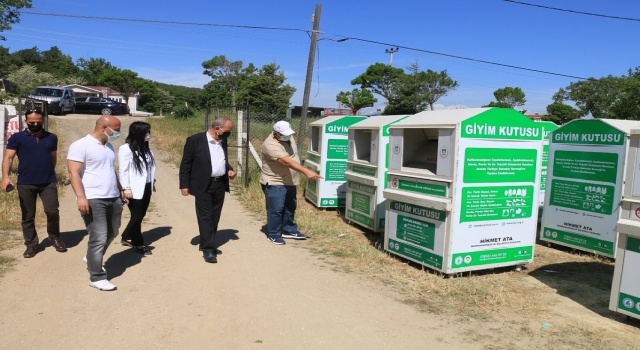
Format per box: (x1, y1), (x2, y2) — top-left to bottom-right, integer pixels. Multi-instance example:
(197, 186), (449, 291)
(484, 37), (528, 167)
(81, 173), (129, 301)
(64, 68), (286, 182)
(121, 182), (152, 246)
(195, 179), (226, 253)
(261, 184), (298, 238)
(17, 183), (60, 247)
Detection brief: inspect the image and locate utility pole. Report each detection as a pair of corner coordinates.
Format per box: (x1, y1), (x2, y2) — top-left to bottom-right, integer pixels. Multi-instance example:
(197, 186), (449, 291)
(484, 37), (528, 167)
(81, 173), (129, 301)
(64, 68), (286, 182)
(385, 47), (399, 66)
(297, 3), (322, 157)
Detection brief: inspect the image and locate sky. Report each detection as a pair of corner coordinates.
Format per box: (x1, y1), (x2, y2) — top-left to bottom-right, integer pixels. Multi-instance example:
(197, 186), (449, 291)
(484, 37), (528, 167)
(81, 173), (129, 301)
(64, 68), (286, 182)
(3, 0), (639, 115)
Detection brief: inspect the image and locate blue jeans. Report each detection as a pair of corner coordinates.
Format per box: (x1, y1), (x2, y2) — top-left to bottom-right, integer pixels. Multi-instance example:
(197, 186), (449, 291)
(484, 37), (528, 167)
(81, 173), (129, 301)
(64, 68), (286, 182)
(81, 198), (123, 282)
(261, 184), (298, 238)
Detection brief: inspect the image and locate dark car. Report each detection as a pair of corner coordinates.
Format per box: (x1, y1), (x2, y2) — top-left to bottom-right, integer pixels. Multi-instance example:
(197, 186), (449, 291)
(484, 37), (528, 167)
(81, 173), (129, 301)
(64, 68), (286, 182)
(74, 97), (130, 115)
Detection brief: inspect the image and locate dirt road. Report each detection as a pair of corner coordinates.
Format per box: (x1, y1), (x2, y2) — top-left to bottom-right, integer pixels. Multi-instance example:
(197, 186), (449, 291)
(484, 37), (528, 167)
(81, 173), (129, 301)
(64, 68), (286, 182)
(0, 116), (473, 349)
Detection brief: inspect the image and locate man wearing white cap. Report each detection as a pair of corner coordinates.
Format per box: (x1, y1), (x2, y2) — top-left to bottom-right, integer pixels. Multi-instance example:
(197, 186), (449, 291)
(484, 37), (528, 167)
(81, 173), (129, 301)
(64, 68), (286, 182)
(260, 121), (322, 245)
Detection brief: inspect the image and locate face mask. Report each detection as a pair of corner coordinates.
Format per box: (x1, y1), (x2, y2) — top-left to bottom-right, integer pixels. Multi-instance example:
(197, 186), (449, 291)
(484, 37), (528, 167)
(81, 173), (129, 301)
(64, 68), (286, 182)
(145, 133), (152, 141)
(217, 129), (231, 139)
(279, 134), (291, 142)
(27, 123), (43, 133)
(105, 126), (121, 142)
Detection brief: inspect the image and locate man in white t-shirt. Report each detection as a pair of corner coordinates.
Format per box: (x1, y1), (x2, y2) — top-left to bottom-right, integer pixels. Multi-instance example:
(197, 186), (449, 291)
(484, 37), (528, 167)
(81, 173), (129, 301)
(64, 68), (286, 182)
(67, 115), (125, 291)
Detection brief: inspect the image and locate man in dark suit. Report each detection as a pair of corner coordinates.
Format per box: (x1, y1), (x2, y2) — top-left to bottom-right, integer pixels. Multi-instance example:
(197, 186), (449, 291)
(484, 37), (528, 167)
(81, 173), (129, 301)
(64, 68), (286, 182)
(179, 117), (236, 264)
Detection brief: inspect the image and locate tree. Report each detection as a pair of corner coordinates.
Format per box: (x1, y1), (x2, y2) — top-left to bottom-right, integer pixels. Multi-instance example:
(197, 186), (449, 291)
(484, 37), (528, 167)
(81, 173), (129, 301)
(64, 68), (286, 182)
(0, 45), (11, 76)
(7, 64), (58, 96)
(97, 68), (141, 103)
(39, 46), (78, 78)
(76, 57), (116, 85)
(9, 46), (40, 69)
(201, 79), (232, 106)
(335, 88), (377, 115)
(421, 69), (458, 111)
(351, 63), (405, 102)
(237, 62), (296, 119)
(544, 103), (580, 124)
(0, 0), (32, 41)
(553, 70), (640, 120)
(383, 62), (458, 115)
(484, 87), (526, 109)
(202, 55), (246, 110)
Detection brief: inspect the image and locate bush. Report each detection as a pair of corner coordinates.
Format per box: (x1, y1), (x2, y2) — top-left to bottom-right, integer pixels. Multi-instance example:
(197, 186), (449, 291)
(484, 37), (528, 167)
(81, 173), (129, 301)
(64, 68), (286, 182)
(172, 106), (194, 119)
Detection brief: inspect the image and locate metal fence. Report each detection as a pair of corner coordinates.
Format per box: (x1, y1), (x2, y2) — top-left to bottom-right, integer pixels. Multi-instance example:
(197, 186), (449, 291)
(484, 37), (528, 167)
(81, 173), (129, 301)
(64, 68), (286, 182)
(202, 105), (321, 189)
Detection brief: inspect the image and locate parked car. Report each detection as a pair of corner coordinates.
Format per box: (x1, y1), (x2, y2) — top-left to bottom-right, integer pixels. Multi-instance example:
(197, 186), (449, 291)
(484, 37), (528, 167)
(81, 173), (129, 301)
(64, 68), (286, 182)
(28, 86), (76, 114)
(74, 97), (130, 116)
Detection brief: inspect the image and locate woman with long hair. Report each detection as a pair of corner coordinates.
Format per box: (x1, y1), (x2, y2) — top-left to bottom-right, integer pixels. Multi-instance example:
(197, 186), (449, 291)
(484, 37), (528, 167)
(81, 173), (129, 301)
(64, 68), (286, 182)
(118, 121), (156, 255)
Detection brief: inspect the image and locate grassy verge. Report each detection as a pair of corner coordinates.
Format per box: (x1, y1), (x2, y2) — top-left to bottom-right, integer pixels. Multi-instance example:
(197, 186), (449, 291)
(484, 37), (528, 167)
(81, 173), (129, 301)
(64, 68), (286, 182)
(149, 115), (639, 349)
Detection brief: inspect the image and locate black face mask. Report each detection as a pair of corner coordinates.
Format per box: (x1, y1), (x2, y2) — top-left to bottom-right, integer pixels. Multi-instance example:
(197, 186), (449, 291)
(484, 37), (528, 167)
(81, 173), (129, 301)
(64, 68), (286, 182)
(217, 130), (231, 139)
(27, 124), (43, 133)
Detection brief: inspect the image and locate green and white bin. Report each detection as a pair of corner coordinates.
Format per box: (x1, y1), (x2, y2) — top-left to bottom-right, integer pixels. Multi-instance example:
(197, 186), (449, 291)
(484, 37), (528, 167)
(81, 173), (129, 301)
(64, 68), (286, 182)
(611, 128), (640, 320)
(304, 115), (366, 208)
(383, 108), (544, 274)
(536, 121), (558, 220)
(344, 115), (410, 232)
(541, 119), (638, 258)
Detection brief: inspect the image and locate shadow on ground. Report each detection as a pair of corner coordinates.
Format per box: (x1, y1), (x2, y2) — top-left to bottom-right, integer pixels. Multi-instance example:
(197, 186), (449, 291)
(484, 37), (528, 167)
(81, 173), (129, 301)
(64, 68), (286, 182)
(40, 229), (87, 253)
(105, 226), (172, 280)
(190, 229), (239, 251)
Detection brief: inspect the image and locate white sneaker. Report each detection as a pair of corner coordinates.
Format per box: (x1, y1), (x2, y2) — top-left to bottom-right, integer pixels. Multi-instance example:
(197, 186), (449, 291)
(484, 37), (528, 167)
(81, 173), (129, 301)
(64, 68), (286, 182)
(82, 256), (106, 272)
(89, 279), (116, 291)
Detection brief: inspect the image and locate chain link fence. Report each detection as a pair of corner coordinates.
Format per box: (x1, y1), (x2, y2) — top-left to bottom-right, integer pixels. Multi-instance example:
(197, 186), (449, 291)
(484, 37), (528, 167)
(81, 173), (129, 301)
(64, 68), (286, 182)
(202, 105), (321, 189)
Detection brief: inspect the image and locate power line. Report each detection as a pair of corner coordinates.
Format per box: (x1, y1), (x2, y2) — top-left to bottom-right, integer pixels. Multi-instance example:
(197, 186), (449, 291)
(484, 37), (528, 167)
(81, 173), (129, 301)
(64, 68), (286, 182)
(503, 0), (640, 22)
(342, 37), (587, 80)
(21, 11), (311, 33)
(21, 10), (587, 80)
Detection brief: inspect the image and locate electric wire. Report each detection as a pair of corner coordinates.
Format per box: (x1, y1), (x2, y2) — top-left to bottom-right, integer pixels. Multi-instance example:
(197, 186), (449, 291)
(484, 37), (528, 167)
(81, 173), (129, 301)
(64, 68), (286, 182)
(20, 10), (587, 80)
(503, 0), (640, 22)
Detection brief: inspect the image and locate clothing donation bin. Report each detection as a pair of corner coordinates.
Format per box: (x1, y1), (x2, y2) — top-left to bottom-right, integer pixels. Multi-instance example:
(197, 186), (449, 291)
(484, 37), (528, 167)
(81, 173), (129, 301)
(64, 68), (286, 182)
(610, 128), (640, 320)
(344, 115), (410, 232)
(383, 107), (543, 274)
(541, 119), (638, 258)
(537, 121), (559, 219)
(304, 115), (366, 208)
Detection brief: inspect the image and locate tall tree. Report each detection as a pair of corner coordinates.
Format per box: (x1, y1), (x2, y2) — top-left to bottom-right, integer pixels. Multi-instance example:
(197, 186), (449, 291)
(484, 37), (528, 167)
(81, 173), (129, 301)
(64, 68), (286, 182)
(237, 62), (296, 119)
(421, 68), (458, 111)
(351, 62), (404, 102)
(553, 71), (640, 119)
(0, 0), (32, 41)
(201, 79), (232, 106)
(544, 103), (580, 124)
(76, 57), (116, 85)
(484, 87), (526, 109)
(202, 55), (245, 109)
(9, 46), (40, 69)
(97, 68), (141, 103)
(0, 45), (11, 76)
(39, 46), (78, 78)
(336, 88), (377, 115)
(8, 64), (58, 96)
(384, 63), (427, 114)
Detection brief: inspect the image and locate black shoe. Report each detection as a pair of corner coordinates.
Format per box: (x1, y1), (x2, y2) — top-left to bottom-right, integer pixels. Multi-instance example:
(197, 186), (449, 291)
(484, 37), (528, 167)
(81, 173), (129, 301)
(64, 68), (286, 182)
(133, 246), (152, 255)
(121, 239), (134, 248)
(199, 247), (222, 254)
(203, 251), (217, 263)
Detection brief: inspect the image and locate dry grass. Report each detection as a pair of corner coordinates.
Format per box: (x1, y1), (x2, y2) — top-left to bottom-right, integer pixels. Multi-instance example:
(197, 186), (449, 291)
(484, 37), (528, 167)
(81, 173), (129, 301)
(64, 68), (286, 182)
(149, 116), (640, 349)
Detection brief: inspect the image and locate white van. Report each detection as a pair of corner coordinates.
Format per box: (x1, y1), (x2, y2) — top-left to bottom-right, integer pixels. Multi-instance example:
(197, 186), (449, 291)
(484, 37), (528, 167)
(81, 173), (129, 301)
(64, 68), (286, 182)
(28, 86), (76, 114)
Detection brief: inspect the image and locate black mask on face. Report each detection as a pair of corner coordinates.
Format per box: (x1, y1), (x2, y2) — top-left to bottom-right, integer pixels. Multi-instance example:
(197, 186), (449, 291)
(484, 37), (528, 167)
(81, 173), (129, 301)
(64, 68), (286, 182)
(217, 129), (231, 139)
(27, 124), (43, 133)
